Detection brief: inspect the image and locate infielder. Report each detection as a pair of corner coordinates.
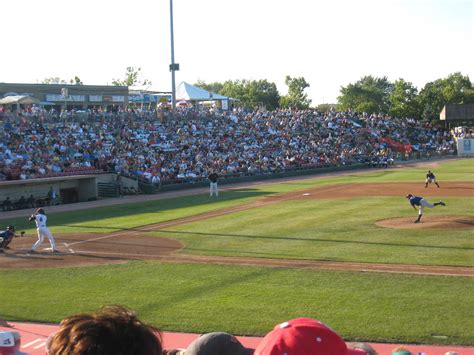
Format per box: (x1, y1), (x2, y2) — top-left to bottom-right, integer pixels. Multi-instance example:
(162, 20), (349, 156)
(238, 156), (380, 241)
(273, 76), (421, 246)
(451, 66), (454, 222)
(29, 208), (59, 253)
(208, 172), (219, 197)
(0, 225), (25, 253)
(406, 194), (445, 223)
(425, 170), (440, 188)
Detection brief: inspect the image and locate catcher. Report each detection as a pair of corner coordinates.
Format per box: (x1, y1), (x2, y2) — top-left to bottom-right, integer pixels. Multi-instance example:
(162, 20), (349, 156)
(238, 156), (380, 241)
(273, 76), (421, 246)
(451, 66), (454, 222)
(0, 225), (25, 253)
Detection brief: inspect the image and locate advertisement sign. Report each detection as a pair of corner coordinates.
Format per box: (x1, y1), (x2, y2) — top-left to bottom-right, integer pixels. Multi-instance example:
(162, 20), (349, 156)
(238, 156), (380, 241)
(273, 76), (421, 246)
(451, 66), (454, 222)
(221, 100), (229, 110)
(463, 139), (472, 152)
(128, 95), (165, 103)
(457, 139), (474, 156)
(46, 94), (85, 102)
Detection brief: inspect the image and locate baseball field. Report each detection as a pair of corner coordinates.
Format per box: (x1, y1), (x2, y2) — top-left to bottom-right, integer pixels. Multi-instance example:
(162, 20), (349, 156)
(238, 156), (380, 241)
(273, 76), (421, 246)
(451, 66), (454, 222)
(0, 158), (473, 346)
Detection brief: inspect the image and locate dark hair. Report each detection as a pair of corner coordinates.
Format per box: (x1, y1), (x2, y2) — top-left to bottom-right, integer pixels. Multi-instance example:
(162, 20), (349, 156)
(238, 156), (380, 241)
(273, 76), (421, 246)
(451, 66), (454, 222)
(46, 305), (163, 355)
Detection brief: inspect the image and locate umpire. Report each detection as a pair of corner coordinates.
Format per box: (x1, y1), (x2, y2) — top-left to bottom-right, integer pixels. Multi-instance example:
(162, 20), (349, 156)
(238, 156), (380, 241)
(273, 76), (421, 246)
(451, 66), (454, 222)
(208, 171), (219, 197)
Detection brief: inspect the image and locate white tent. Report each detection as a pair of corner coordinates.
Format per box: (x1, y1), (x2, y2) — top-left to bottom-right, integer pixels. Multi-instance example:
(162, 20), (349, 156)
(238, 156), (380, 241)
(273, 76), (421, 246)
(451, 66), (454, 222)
(176, 82), (229, 101)
(0, 95), (40, 105)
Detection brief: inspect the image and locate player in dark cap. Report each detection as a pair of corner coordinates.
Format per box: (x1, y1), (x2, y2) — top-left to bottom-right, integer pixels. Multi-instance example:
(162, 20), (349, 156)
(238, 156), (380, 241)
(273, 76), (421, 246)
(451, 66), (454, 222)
(0, 225), (25, 253)
(406, 194), (445, 223)
(425, 170), (440, 188)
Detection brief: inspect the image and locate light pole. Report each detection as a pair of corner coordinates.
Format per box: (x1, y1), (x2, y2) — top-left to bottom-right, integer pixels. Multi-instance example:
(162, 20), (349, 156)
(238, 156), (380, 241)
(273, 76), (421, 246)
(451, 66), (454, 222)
(169, 0), (179, 112)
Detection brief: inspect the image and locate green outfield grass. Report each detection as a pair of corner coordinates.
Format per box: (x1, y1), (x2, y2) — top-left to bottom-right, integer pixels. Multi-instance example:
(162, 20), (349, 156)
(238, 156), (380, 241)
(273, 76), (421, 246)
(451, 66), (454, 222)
(153, 195), (473, 266)
(2, 262), (473, 345)
(1, 158), (473, 345)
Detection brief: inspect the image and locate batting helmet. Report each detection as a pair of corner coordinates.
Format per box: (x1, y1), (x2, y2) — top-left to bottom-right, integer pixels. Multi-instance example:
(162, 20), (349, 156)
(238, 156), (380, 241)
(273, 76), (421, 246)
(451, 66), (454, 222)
(6, 225), (15, 231)
(405, 194), (413, 199)
(36, 208), (45, 215)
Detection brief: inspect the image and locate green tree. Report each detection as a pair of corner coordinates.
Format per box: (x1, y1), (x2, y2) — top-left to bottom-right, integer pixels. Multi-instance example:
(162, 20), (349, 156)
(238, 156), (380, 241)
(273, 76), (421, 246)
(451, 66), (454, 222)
(69, 76), (83, 85)
(418, 72), (472, 120)
(280, 76), (311, 109)
(243, 79), (280, 110)
(42, 77), (68, 84)
(194, 80), (224, 94)
(112, 67), (151, 87)
(389, 79), (420, 118)
(462, 88), (474, 104)
(42, 76), (83, 85)
(337, 75), (393, 113)
(195, 79), (280, 110)
(315, 103), (336, 112)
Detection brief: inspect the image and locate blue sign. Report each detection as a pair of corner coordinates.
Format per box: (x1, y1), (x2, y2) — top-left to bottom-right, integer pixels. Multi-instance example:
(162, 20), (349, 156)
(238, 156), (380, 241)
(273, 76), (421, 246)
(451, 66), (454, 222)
(463, 139), (472, 152)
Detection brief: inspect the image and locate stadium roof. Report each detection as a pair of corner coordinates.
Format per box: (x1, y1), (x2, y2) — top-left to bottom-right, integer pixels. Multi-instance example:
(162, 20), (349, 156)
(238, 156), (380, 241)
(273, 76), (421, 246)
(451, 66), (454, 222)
(440, 103), (474, 121)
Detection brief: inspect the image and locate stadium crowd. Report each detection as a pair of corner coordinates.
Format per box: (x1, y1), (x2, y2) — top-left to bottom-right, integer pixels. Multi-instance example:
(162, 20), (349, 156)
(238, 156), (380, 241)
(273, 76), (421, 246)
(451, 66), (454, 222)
(451, 126), (473, 139)
(0, 106), (456, 185)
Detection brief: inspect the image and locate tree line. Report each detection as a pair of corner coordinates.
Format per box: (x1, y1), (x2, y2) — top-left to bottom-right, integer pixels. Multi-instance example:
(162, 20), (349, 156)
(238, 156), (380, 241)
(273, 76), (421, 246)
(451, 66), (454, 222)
(196, 72), (473, 120)
(41, 67), (472, 120)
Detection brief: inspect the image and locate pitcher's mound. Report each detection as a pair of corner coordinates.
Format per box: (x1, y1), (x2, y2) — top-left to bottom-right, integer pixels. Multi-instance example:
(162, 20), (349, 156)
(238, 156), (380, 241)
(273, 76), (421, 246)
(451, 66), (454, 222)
(376, 215), (474, 229)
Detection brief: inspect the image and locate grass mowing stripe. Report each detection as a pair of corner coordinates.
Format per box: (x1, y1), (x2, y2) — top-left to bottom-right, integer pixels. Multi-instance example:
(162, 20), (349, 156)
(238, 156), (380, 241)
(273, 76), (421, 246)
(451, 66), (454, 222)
(1, 261), (473, 345)
(157, 196), (473, 266)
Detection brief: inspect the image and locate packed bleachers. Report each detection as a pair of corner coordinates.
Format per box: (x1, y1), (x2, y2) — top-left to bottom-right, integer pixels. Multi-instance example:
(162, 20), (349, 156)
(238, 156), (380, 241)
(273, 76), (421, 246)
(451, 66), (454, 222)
(0, 106), (456, 186)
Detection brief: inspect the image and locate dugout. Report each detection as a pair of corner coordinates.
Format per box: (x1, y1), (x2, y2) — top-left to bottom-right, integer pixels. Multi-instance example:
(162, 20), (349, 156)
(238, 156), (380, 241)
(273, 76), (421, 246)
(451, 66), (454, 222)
(0, 173), (140, 211)
(0, 175), (99, 208)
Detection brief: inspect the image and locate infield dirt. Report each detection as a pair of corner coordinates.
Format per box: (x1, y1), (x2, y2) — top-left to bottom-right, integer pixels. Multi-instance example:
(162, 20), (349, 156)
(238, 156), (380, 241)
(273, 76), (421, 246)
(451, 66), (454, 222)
(0, 176), (472, 276)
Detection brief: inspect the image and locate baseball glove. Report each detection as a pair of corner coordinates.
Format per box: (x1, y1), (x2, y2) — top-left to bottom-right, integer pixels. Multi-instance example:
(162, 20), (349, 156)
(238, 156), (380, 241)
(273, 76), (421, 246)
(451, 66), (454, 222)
(21, 231), (25, 236)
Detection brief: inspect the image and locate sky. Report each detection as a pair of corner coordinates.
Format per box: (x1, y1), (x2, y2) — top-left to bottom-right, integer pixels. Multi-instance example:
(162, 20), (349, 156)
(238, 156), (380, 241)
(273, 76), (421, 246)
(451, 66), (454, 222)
(0, 0), (472, 104)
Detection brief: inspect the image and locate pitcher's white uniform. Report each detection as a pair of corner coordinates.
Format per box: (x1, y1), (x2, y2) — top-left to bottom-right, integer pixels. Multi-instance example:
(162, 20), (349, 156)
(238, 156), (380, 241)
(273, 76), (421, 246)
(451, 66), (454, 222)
(31, 213), (57, 252)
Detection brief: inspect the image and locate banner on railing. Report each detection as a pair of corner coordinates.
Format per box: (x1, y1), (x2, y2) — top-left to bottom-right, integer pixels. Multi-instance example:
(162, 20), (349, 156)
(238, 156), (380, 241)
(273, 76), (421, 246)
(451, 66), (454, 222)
(457, 139), (474, 156)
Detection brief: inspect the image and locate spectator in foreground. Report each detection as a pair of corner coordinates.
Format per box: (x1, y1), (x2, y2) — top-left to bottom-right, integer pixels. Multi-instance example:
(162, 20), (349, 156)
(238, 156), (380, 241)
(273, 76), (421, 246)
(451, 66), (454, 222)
(390, 346), (413, 354)
(0, 330), (25, 355)
(46, 305), (163, 355)
(254, 317), (368, 355)
(348, 342), (377, 355)
(183, 332), (254, 355)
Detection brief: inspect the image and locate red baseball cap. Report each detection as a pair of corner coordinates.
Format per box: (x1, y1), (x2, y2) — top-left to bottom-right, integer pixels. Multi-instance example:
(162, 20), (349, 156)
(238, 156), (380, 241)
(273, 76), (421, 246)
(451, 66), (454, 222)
(255, 318), (367, 355)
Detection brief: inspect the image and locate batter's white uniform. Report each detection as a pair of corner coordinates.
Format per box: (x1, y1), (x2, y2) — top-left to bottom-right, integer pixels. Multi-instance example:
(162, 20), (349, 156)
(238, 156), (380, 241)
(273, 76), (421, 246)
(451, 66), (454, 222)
(31, 213), (57, 252)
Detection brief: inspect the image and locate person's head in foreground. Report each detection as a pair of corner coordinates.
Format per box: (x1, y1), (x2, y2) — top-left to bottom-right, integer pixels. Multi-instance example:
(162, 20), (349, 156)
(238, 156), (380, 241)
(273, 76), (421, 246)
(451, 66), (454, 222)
(184, 332), (254, 355)
(390, 346), (412, 355)
(348, 342), (377, 355)
(46, 305), (163, 355)
(254, 317), (368, 355)
(0, 331), (25, 355)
